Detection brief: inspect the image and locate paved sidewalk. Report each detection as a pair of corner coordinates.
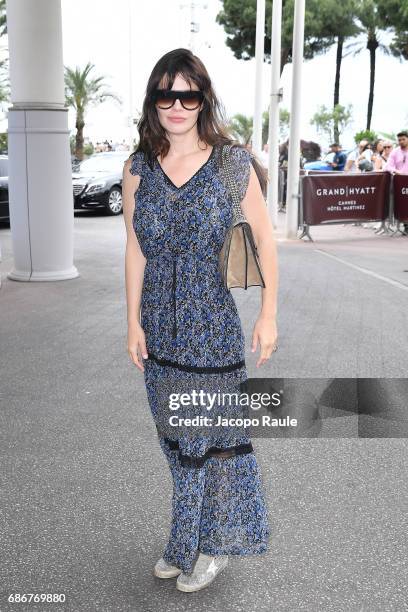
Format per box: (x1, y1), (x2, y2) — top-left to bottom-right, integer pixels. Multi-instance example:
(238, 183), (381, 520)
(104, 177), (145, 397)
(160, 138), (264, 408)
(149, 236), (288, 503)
(251, 213), (408, 378)
(1, 212), (407, 611)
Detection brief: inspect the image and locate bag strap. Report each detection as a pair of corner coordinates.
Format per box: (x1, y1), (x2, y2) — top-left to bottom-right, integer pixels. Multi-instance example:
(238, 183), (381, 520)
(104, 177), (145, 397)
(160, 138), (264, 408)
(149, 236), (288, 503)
(221, 143), (247, 224)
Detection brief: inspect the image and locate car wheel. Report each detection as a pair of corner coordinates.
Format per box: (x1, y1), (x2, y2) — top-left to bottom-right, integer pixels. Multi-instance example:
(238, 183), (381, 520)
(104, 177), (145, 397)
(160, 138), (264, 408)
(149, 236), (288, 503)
(105, 186), (123, 215)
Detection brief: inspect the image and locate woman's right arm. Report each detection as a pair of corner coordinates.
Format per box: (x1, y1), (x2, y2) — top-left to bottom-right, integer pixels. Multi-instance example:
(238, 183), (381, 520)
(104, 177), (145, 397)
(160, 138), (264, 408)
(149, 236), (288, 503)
(122, 158), (148, 372)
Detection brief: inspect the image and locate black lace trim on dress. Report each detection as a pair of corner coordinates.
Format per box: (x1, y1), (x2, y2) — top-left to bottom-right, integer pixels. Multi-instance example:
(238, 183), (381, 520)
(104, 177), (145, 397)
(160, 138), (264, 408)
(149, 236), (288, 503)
(147, 351), (245, 373)
(163, 437), (254, 468)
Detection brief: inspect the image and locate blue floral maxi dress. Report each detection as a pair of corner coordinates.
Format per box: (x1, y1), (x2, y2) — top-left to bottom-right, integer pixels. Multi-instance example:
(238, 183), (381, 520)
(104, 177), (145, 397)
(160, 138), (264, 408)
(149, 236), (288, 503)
(129, 143), (270, 575)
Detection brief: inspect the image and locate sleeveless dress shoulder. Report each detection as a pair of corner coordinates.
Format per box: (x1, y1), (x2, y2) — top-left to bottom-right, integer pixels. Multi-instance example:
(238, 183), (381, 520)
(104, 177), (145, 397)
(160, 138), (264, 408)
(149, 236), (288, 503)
(128, 150), (145, 177)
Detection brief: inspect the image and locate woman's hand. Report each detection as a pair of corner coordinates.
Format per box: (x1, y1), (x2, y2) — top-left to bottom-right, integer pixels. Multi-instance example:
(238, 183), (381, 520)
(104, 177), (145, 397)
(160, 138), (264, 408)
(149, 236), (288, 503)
(251, 315), (278, 368)
(127, 322), (148, 372)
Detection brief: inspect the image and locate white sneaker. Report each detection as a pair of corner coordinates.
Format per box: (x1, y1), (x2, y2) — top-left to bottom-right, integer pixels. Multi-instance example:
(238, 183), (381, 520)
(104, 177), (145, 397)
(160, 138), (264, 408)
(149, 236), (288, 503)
(153, 557), (182, 579)
(176, 553), (229, 592)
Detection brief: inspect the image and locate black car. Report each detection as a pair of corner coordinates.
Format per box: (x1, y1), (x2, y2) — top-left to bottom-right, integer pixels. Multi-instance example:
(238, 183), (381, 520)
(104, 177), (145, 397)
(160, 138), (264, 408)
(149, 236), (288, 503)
(0, 155), (9, 222)
(73, 151), (131, 215)
(0, 151), (132, 223)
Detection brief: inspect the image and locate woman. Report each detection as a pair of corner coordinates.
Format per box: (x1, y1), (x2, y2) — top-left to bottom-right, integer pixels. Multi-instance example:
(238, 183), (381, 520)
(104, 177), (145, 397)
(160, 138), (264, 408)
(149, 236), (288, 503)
(371, 139), (384, 170)
(374, 140), (393, 171)
(345, 139), (372, 173)
(122, 48), (278, 593)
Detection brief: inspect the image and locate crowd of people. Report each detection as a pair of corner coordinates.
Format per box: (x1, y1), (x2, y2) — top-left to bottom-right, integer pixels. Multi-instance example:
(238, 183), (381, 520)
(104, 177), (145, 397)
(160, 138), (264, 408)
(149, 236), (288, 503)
(92, 139), (131, 153)
(87, 131), (408, 177)
(255, 130), (408, 176)
(328, 130), (408, 174)
(252, 130), (408, 233)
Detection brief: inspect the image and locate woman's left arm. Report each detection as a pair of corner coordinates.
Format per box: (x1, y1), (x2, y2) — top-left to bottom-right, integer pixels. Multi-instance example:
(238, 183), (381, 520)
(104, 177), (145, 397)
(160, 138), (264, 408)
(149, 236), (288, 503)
(240, 164), (279, 367)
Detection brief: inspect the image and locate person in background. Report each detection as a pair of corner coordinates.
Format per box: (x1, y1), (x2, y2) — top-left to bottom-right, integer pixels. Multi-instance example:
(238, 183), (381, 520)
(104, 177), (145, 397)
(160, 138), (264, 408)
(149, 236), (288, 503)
(326, 143), (347, 171)
(374, 140), (393, 171)
(371, 139), (384, 169)
(344, 139), (373, 172)
(259, 143), (269, 168)
(358, 142), (374, 172)
(385, 131), (408, 235)
(279, 142), (288, 168)
(384, 131), (408, 174)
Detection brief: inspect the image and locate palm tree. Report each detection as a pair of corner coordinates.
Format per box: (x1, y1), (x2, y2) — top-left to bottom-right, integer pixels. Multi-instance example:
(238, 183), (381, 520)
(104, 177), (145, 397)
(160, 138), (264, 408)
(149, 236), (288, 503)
(262, 108), (290, 145)
(0, 0), (7, 38)
(0, 58), (9, 105)
(377, 0), (408, 60)
(228, 114), (253, 145)
(345, 0), (389, 130)
(326, 1), (360, 141)
(64, 62), (122, 160)
(0, 0), (10, 106)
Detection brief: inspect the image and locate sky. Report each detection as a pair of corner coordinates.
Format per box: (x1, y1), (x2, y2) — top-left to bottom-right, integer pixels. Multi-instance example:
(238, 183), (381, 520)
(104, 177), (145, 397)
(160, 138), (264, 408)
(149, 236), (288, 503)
(53, 0), (408, 152)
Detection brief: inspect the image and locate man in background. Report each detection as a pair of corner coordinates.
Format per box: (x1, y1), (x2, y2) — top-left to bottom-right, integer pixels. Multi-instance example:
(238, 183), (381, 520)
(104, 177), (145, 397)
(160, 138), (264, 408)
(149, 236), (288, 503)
(385, 131), (408, 175)
(326, 143), (347, 171)
(385, 130), (408, 234)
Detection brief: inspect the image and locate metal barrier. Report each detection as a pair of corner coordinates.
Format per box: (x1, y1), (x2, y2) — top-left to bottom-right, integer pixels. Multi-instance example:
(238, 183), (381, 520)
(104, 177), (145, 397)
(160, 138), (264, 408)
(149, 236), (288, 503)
(392, 174), (408, 236)
(297, 171), (401, 241)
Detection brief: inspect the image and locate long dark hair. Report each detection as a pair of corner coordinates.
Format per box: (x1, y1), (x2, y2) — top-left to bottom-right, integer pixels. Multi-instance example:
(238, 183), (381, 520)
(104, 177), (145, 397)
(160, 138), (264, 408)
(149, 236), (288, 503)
(130, 48), (268, 197)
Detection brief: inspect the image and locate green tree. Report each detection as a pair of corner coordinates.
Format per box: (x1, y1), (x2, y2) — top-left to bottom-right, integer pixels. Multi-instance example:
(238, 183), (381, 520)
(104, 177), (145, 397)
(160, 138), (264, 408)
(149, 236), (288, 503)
(216, 0), (337, 74)
(261, 108), (290, 144)
(64, 62), (122, 160)
(345, 0), (392, 130)
(358, 1), (387, 131)
(0, 0), (7, 37)
(317, 0), (360, 141)
(0, 0), (9, 105)
(0, 131), (7, 153)
(230, 107), (290, 146)
(310, 104), (353, 143)
(70, 135), (94, 159)
(228, 113), (253, 144)
(262, 110), (269, 146)
(216, 0), (359, 141)
(354, 129), (378, 144)
(377, 0), (408, 59)
(279, 108), (290, 140)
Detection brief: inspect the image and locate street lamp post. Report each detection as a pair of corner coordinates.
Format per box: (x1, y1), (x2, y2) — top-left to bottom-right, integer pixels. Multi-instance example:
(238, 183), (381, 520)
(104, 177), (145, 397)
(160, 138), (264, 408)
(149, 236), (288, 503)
(252, 0), (265, 156)
(266, 0), (282, 227)
(285, 0), (305, 239)
(127, 0), (135, 149)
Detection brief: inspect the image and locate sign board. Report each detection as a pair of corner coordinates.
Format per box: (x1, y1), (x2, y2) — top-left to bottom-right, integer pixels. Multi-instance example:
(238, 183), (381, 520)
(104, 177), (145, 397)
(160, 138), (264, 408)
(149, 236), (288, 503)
(301, 172), (390, 225)
(393, 174), (408, 222)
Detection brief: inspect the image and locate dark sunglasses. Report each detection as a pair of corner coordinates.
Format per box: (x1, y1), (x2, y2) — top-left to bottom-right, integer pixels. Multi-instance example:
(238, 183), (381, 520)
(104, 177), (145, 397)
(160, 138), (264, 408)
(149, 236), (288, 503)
(151, 89), (204, 110)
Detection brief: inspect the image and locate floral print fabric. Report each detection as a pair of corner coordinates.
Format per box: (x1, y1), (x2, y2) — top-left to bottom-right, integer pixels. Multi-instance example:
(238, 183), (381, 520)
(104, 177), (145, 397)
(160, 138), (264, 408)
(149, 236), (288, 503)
(128, 143), (270, 575)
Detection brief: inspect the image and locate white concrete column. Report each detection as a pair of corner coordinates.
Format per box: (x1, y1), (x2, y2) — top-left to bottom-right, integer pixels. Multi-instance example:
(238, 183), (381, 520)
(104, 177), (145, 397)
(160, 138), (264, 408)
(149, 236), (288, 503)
(266, 0), (282, 228)
(127, 0), (135, 149)
(6, 0), (79, 281)
(252, 0), (265, 156)
(285, 0), (305, 239)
